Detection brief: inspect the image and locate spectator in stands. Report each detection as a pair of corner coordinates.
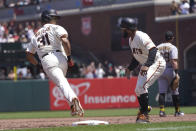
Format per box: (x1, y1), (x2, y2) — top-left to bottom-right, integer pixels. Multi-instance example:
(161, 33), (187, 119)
(25, 68), (33, 79)
(95, 63), (105, 78)
(179, 0), (190, 14)
(106, 63), (116, 78)
(19, 34), (28, 43)
(7, 34), (15, 43)
(170, 0), (180, 15)
(18, 71), (24, 80)
(0, 69), (6, 80)
(2, 0), (52, 8)
(118, 66), (125, 77)
(8, 69), (15, 80)
(85, 63), (95, 79)
(79, 64), (86, 78)
(0, 23), (5, 43)
(38, 68), (46, 80)
(0, 33), (8, 43)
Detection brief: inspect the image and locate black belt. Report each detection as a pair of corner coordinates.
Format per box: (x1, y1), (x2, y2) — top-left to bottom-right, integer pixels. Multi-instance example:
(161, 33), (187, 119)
(42, 50), (61, 58)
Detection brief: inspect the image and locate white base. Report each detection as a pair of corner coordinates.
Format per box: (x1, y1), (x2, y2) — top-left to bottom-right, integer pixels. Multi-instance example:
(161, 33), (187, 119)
(72, 120), (109, 126)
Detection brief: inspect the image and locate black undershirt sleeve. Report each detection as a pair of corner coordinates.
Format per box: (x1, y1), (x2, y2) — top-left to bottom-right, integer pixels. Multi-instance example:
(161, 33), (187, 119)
(128, 57), (139, 71)
(144, 47), (158, 67)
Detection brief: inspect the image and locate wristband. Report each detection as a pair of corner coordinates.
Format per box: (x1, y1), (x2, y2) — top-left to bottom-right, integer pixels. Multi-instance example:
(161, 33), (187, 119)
(67, 55), (71, 61)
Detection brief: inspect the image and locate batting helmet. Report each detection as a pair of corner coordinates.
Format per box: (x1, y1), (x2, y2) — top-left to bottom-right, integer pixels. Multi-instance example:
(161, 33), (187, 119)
(120, 17), (137, 30)
(165, 31), (174, 41)
(41, 9), (60, 23)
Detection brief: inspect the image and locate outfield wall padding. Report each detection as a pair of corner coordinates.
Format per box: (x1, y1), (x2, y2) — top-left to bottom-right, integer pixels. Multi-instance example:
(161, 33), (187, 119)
(0, 80), (50, 112)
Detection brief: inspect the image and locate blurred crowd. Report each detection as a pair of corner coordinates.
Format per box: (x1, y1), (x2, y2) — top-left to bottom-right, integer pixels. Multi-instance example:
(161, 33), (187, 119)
(0, 0), (53, 8)
(170, 0), (196, 15)
(0, 21), (41, 43)
(0, 60), (140, 80)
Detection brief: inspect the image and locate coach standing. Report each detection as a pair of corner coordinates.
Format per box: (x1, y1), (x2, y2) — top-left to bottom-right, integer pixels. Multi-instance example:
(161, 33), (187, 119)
(157, 31), (184, 117)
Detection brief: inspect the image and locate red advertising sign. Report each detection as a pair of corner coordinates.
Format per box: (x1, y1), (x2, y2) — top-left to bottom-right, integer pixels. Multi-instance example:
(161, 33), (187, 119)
(49, 77), (139, 110)
(82, 0), (93, 6)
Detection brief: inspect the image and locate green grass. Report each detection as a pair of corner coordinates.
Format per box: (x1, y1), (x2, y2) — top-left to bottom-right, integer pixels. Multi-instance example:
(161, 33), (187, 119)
(0, 107), (196, 131)
(4, 121), (196, 131)
(0, 106), (196, 119)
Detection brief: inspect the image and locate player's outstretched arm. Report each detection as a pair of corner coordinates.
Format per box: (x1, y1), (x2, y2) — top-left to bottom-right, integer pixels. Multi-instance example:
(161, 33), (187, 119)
(26, 51), (38, 65)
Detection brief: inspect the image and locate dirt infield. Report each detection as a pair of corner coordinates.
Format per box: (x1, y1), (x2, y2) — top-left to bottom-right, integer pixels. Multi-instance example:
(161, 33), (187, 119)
(0, 114), (196, 130)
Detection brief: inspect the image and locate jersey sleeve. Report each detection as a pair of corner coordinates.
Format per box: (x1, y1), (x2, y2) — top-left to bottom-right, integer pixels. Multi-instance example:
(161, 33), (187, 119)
(140, 33), (156, 50)
(54, 25), (68, 39)
(26, 38), (36, 54)
(170, 46), (178, 59)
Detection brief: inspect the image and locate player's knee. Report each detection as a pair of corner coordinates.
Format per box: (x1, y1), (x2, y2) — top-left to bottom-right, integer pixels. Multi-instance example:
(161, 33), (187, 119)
(135, 87), (147, 96)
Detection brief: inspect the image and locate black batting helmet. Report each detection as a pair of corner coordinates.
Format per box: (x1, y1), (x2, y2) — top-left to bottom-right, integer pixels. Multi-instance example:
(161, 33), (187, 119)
(165, 31), (174, 41)
(41, 9), (60, 23)
(120, 17), (137, 30)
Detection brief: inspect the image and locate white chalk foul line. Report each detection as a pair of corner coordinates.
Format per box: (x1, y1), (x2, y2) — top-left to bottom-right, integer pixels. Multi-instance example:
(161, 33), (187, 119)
(137, 126), (196, 131)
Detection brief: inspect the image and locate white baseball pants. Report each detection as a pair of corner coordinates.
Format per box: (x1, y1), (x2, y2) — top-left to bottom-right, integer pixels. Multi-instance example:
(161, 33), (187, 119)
(135, 58), (166, 96)
(41, 51), (77, 105)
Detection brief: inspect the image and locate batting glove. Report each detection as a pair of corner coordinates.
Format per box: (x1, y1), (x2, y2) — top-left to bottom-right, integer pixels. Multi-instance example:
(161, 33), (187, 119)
(67, 55), (74, 67)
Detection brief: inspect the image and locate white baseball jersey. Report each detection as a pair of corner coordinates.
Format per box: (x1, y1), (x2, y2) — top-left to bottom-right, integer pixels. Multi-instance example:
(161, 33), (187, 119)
(26, 24), (77, 105)
(129, 31), (166, 96)
(129, 31), (162, 65)
(26, 24), (68, 59)
(157, 43), (178, 68)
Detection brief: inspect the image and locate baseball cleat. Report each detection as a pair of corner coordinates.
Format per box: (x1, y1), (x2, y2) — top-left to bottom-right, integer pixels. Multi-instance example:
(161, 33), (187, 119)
(174, 111), (184, 117)
(159, 111), (167, 117)
(71, 98), (84, 117)
(136, 106), (152, 121)
(136, 114), (150, 123)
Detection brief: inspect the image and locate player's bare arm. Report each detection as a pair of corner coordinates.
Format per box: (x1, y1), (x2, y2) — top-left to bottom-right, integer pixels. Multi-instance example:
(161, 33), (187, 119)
(171, 59), (178, 70)
(171, 59), (179, 79)
(26, 52), (38, 65)
(60, 34), (74, 67)
(61, 34), (71, 56)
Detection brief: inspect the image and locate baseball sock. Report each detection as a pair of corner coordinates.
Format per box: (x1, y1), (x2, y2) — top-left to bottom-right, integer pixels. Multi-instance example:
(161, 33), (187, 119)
(137, 96), (142, 112)
(139, 93), (149, 115)
(159, 93), (165, 112)
(172, 95), (180, 112)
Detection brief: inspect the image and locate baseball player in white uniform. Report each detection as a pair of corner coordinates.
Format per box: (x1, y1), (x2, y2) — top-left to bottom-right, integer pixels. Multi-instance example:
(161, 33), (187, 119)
(157, 31), (184, 117)
(120, 17), (166, 123)
(26, 9), (84, 117)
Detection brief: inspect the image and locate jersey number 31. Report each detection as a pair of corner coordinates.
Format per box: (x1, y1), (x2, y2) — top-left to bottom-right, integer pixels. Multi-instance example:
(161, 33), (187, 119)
(37, 33), (50, 48)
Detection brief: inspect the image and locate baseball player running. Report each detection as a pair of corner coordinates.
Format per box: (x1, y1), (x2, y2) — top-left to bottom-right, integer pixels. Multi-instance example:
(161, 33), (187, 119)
(157, 31), (184, 117)
(120, 17), (166, 123)
(26, 9), (84, 117)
